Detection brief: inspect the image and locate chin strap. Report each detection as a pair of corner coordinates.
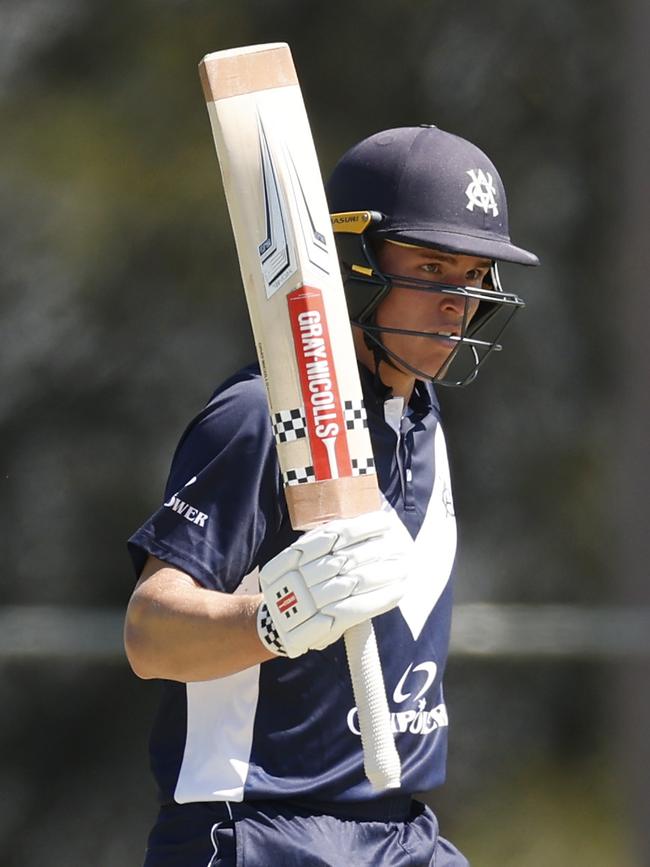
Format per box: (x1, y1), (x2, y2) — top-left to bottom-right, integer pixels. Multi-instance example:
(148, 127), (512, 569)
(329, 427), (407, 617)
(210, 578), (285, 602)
(364, 330), (395, 399)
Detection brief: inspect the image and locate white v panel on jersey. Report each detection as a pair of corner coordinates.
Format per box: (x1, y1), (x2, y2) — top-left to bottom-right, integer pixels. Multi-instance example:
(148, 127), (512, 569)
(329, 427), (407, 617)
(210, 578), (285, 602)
(174, 568), (262, 803)
(174, 667), (259, 803)
(394, 423), (457, 641)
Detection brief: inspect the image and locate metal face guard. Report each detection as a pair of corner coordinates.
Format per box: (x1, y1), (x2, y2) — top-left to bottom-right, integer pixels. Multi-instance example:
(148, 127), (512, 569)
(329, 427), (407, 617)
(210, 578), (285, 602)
(356, 271), (525, 388)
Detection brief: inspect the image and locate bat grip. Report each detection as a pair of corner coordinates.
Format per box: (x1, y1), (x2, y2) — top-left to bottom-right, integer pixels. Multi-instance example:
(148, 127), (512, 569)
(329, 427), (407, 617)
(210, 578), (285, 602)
(344, 620), (402, 791)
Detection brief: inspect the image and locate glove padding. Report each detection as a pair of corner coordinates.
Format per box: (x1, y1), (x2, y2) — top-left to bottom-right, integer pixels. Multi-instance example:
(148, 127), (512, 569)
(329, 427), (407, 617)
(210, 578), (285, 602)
(256, 510), (409, 659)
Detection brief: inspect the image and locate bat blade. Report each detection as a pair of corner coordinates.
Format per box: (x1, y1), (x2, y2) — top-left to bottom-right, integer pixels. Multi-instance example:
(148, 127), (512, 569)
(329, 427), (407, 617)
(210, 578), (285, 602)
(199, 42), (400, 790)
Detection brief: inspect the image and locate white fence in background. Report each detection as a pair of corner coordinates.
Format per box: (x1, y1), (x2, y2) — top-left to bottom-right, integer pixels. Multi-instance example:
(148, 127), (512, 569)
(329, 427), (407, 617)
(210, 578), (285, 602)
(1, 604), (649, 662)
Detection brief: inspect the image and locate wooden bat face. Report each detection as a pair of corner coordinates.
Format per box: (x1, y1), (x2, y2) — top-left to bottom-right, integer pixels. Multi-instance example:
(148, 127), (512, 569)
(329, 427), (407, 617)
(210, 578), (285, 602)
(200, 45), (379, 528)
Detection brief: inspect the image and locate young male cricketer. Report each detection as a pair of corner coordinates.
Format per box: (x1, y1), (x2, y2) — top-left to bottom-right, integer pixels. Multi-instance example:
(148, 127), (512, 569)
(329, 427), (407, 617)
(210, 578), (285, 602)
(125, 125), (539, 866)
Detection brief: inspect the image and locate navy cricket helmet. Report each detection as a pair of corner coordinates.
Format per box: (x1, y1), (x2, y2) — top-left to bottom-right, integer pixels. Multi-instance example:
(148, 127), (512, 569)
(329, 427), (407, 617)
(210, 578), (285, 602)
(326, 125), (539, 387)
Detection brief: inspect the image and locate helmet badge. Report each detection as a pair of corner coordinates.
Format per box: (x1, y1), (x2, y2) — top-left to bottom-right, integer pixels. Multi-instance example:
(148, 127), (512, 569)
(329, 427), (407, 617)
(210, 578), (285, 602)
(465, 169), (499, 217)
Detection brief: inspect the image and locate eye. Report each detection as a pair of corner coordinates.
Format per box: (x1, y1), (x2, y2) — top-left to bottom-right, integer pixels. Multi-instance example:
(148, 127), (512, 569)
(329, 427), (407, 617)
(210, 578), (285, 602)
(466, 268), (489, 282)
(421, 262), (441, 274)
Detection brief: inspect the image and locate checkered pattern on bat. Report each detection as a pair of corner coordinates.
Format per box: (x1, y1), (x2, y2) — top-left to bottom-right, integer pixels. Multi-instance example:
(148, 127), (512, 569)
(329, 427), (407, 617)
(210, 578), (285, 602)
(282, 466), (316, 486)
(272, 408), (307, 444)
(257, 602), (287, 656)
(344, 400), (368, 430)
(352, 457), (376, 476)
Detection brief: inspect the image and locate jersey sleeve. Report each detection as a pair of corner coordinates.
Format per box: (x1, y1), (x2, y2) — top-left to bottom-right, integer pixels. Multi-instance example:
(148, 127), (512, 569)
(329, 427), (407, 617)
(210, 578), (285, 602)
(127, 367), (286, 592)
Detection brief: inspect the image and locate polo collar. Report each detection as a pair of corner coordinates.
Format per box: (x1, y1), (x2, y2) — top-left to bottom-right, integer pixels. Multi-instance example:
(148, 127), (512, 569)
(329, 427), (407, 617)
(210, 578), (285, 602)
(357, 362), (439, 419)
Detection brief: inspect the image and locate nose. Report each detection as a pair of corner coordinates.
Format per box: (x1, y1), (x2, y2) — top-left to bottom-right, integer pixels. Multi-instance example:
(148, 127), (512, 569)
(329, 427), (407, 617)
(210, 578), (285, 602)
(440, 292), (466, 315)
(439, 290), (480, 323)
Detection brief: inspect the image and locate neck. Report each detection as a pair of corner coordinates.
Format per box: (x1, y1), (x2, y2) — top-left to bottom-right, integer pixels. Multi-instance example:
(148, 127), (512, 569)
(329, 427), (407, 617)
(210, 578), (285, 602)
(353, 327), (416, 403)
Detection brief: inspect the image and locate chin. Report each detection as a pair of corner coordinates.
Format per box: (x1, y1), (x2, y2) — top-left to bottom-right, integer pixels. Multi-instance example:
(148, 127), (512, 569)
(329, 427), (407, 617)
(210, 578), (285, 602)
(413, 354), (453, 378)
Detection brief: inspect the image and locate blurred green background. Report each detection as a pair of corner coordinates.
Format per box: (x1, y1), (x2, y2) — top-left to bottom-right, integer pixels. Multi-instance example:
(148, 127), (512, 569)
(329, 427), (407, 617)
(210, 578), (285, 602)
(2, 0), (649, 865)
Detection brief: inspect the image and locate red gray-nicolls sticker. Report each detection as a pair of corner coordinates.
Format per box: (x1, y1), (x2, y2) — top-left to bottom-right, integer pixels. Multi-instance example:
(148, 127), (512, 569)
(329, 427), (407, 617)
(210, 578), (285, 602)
(287, 286), (352, 481)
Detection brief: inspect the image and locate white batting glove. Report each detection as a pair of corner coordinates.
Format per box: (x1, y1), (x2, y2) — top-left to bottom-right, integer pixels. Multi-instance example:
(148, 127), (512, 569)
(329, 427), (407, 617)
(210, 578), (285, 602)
(256, 511), (410, 659)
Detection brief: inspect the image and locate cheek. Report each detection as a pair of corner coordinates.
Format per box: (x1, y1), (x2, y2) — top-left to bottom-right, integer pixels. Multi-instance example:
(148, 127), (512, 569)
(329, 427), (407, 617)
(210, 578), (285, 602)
(374, 287), (409, 326)
(466, 298), (481, 321)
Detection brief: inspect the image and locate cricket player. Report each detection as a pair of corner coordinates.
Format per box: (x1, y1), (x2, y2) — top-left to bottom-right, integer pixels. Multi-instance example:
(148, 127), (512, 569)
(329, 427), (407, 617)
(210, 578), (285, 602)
(125, 125), (539, 866)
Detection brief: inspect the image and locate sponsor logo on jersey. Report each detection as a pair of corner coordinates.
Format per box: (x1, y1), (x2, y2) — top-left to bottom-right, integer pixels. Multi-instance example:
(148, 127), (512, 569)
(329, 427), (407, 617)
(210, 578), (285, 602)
(465, 168), (499, 216)
(393, 661), (438, 702)
(346, 659), (448, 737)
(163, 476), (209, 528)
(442, 482), (455, 517)
(287, 286), (352, 481)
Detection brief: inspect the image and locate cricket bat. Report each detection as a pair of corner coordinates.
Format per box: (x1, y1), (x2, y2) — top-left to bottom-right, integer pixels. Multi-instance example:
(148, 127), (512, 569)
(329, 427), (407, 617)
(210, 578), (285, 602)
(199, 43), (401, 790)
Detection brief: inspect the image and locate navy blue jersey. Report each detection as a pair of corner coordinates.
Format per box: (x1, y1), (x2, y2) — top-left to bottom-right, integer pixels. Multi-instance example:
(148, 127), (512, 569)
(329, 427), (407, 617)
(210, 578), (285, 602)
(128, 363), (457, 807)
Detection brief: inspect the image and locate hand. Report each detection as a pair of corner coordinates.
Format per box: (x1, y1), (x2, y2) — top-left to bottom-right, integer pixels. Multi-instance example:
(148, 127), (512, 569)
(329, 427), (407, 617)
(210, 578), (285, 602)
(256, 511), (409, 658)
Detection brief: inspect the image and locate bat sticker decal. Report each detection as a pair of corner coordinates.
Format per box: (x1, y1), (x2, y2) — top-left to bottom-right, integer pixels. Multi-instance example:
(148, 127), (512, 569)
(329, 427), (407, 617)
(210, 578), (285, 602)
(272, 408), (308, 443)
(257, 111), (297, 297)
(284, 145), (330, 277)
(282, 466), (316, 486)
(287, 286), (352, 482)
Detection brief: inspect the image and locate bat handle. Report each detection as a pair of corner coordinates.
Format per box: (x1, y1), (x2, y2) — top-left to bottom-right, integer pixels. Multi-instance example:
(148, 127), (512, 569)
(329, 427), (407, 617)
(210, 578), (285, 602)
(344, 620), (402, 791)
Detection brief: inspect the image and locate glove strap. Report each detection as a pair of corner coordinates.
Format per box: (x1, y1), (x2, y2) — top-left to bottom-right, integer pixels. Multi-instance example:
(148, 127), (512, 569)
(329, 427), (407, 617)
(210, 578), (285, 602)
(256, 602), (287, 656)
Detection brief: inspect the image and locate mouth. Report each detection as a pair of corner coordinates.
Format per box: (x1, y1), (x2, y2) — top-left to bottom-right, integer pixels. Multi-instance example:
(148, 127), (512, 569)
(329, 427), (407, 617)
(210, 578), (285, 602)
(434, 330), (461, 342)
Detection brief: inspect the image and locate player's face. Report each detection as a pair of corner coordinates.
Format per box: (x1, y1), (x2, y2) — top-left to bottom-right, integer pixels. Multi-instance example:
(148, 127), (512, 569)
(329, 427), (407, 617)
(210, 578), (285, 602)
(373, 241), (491, 379)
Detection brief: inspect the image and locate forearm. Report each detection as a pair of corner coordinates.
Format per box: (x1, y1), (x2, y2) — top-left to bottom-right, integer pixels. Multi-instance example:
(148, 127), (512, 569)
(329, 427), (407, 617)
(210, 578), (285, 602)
(124, 557), (275, 682)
